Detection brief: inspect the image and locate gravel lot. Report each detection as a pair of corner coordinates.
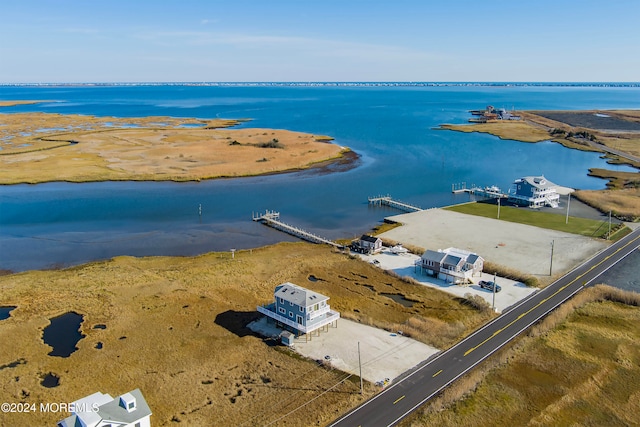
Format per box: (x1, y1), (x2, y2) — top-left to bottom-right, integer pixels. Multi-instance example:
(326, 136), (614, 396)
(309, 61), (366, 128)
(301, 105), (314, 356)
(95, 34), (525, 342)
(378, 208), (609, 277)
(249, 317), (439, 384)
(357, 249), (536, 313)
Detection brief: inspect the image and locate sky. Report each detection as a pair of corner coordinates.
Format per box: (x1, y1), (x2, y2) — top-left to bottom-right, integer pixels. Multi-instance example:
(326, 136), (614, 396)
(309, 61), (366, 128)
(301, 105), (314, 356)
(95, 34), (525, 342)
(1, 0), (639, 83)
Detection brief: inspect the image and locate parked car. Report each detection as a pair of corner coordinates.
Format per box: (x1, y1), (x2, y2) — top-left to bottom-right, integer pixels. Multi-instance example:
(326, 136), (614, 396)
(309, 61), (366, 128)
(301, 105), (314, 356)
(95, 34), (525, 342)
(479, 280), (501, 292)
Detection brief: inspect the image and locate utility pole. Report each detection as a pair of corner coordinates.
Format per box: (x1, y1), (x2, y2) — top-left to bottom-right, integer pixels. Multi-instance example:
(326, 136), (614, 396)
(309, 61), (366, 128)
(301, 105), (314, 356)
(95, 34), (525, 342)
(565, 193), (571, 224)
(358, 342), (363, 395)
(492, 272), (497, 311)
(549, 240), (555, 276)
(497, 197), (501, 219)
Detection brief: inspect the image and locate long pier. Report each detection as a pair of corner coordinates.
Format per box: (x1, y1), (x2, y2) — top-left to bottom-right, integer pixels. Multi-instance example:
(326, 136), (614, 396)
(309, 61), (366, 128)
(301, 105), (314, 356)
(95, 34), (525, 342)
(451, 183), (507, 199)
(252, 210), (341, 248)
(368, 195), (423, 213)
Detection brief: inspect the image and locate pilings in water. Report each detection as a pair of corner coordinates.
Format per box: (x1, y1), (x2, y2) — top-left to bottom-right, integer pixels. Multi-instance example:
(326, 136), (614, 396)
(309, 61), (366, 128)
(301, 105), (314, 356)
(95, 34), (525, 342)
(367, 195), (423, 213)
(252, 210), (341, 248)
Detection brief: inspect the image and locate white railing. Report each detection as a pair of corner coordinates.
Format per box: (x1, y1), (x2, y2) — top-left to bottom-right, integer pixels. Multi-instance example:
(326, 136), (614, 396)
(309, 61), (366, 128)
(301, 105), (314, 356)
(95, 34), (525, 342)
(257, 305), (340, 334)
(308, 305), (330, 321)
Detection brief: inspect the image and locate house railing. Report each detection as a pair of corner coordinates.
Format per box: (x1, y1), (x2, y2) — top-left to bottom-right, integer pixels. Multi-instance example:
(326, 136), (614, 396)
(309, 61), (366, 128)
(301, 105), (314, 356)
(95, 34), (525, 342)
(257, 305), (340, 334)
(308, 305), (330, 321)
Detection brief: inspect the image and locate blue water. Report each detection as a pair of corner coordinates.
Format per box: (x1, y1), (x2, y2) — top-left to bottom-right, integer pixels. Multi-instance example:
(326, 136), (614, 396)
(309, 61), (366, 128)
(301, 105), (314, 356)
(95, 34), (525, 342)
(1, 85), (639, 272)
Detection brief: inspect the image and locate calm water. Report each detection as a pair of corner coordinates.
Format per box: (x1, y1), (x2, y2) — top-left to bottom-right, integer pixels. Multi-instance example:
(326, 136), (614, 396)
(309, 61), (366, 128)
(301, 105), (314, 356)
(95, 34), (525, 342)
(41, 311), (85, 357)
(1, 85), (639, 278)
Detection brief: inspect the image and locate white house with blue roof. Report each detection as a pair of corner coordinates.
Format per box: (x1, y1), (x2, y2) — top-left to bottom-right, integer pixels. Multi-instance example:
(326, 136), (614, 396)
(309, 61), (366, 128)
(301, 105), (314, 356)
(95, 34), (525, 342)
(57, 388), (151, 427)
(257, 282), (340, 336)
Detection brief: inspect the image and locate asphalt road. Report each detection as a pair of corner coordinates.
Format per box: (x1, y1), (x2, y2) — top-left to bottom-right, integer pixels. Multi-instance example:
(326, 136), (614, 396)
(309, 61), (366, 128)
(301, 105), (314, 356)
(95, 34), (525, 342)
(330, 227), (640, 427)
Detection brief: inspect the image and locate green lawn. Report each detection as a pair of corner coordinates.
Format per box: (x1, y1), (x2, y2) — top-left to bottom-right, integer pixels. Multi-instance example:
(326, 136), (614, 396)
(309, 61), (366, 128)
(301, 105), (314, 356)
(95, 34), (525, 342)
(445, 202), (616, 238)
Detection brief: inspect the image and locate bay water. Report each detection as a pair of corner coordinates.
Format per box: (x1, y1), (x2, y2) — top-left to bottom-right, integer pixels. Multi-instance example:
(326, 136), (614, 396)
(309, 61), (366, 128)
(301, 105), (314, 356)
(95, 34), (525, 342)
(1, 84), (638, 287)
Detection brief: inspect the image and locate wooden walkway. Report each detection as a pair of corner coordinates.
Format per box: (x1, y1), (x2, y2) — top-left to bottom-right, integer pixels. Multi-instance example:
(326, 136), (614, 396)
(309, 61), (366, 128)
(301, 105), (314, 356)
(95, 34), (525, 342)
(451, 183), (507, 199)
(252, 210), (341, 247)
(368, 195), (423, 213)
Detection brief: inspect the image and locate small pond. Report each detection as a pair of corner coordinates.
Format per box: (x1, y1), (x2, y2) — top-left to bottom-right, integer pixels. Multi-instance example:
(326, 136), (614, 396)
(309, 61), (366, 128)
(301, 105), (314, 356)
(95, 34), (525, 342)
(0, 306), (17, 320)
(42, 312), (85, 357)
(381, 293), (415, 308)
(41, 372), (60, 388)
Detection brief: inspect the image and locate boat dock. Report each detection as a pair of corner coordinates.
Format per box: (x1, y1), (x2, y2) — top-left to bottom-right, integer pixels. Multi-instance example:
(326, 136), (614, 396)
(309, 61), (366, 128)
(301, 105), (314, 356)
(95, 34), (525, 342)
(368, 195), (423, 213)
(252, 210), (341, 248)
(452, 183), (507, 199)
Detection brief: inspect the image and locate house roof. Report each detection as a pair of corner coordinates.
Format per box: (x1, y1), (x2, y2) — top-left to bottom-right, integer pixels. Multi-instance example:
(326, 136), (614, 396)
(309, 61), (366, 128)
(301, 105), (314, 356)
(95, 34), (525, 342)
(360, 234), (381, 243)
(442, 254), (464, 268)
(466, 253), (482, 264)
(98, 388), (152, 424)
(517, 176), (557, 190)
(421, 249), (447, 263)
(58, 389), (151, 427)
(275, 282), (329, 307)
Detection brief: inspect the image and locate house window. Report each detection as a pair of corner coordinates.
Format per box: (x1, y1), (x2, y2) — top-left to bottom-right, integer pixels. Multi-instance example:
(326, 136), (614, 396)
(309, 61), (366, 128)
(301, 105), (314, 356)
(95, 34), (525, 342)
(314, 304), (319, 311)
(279, 297), (284, 304)
(299, 306), (304, 313)
(289, 311), (293, 318)
(135, 423), (141, 427)
(279, 307), (286, 314)
(289, 300), (293, 306)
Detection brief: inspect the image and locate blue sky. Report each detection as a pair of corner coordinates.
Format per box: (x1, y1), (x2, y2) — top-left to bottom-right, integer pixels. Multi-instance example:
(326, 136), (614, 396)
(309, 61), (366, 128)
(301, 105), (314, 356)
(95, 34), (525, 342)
(1, 0), (639, 82)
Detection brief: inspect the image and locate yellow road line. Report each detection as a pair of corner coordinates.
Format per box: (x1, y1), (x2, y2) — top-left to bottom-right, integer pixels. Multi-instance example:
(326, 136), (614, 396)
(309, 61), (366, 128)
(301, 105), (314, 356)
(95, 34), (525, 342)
(463, 235), (639, 357)
(432, 369), (443, 377)
(393, 395), (406, 405)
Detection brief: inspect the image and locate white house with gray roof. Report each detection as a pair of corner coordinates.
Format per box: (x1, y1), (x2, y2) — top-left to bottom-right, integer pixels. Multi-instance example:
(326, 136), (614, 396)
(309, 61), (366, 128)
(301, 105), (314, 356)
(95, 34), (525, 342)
(417, 247), (484, 284)
(257, 282), (340, 335)
(57, 388), (151, 427)
(508, 176), (560, 208)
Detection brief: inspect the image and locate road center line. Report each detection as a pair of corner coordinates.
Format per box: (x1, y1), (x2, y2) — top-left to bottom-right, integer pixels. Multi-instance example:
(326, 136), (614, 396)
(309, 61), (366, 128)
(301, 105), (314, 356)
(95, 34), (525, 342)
(393, 395), (406, 405)
(432, 370), (443, 377)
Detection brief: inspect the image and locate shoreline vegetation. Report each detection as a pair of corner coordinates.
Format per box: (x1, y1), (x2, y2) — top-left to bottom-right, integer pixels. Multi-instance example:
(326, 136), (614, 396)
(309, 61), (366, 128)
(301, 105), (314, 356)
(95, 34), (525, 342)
(0, 243), (493, 426)
(439, 109), (640, 221)
(0, 104), (352, 184)
(404, 284), (640, 427)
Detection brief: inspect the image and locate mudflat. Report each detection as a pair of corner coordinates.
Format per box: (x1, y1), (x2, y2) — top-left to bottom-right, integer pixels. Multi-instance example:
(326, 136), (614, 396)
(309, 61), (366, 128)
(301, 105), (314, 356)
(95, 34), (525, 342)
(0, 111), (349, 184)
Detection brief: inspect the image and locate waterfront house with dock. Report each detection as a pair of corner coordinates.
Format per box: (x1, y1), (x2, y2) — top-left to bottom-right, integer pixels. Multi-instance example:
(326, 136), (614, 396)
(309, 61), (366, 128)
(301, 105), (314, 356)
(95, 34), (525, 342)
(508, 176), (560, 208)
(257, 282), (340, 337)
(417, 248), (484, 284)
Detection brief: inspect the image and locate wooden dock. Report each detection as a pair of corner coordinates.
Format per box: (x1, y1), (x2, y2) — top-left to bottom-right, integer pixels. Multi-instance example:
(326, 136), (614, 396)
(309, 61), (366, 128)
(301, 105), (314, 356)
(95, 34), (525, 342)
(451, 183), (507, 199)
(368, 195), (423, 213)
(252, 210), (341, 248)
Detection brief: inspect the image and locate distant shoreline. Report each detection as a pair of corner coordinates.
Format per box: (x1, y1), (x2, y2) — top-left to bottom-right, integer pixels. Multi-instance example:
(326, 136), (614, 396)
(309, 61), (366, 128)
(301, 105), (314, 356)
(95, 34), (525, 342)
(1, 82), (639, 88)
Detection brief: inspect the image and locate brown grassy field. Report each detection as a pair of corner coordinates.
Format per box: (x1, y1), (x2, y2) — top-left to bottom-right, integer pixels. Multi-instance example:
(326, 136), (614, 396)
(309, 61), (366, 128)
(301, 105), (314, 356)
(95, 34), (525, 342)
(0, 243), (492, 427)
(574, 187), (640, 221)
(438, 121), (552, 143)
(0, 112), (348, 184)
(404, 285), (640, 427)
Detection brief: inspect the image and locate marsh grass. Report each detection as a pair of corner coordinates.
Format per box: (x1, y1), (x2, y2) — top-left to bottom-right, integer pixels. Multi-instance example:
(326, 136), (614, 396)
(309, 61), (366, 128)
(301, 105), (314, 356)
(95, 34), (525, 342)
(404, 285), (640, 427)
(0, 112), (344, 184)
(0, 242), (490, 426)
(574, 188), (640, 221)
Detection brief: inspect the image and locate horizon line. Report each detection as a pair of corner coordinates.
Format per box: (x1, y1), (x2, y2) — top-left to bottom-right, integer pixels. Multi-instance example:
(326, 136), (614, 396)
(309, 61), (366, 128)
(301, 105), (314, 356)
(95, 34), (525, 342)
(2, 81), (639, 87)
